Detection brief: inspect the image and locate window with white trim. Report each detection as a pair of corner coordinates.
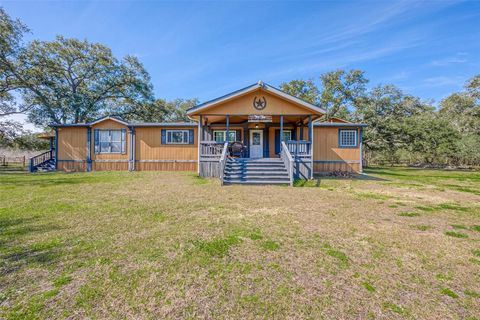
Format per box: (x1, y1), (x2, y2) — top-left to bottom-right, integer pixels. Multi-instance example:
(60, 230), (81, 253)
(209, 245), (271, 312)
(282, 131), (292, 141)
(339, 129), (357, 147)
(213, 130), (236, 142)
(97, 129), (125, 153)
(166, 130), (190, 144)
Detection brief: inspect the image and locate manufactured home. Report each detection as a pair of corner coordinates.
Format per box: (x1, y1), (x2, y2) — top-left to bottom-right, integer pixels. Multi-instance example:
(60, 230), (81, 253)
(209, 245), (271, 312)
(32, 82), (366, 185)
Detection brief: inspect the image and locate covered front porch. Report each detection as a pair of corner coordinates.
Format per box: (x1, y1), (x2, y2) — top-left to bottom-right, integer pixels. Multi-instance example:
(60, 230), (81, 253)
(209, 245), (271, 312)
(197, 114), (316, 184)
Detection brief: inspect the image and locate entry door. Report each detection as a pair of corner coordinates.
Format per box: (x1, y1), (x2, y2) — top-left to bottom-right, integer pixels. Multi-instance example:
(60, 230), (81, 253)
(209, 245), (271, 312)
(249, 130), (263, 158)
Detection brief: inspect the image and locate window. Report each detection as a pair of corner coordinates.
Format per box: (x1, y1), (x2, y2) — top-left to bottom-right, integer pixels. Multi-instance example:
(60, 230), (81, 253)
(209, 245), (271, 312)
(213, 130), (236, 143)
(339, 129), (358, 147)
(95, 129), (125, 154)
(166, 130), (190, 144)
(282, 131), (292, 142)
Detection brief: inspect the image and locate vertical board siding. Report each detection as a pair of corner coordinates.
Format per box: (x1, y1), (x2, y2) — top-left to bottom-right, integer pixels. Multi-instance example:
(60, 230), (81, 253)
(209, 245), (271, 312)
(135, 127), (198, 162)
(58, 161), (86, 172)
(92, 162), (129, 171)
(91, 120), (130, 162)
(57, 127), (87, 160)
(137, 162), (197, 171)
(313, 127), (361, 173)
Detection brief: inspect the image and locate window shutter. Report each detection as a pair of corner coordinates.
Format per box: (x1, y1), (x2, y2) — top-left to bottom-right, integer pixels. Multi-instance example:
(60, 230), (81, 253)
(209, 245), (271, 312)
(161, 129), (166, 144)
(274, 130), (280, 154)
(292, 128), (297, 141)
(121, 129), (126, 154)
(188, 129), (194, 144)
(94, 129), (100, 154)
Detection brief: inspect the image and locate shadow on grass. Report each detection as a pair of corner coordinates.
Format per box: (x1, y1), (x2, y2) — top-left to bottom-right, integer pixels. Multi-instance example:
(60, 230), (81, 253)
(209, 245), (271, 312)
(294, 174), (386, 187)
(0, 173), (117, 188)
(0, 215), (64, 275)
(365, 167), (480, 181)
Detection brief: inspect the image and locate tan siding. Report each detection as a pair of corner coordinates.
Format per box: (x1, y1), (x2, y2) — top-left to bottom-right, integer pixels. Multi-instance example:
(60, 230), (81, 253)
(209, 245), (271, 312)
(313, 127), (361, 173)
(194, 89), (315, 115)
(91, 119), (129, 162)
(136, 162), (197, 171)
(93, 162), (128, 171)
(57, 127), (87, 160)
(58, 161), (86, 171)
(135, 127), (198, 161)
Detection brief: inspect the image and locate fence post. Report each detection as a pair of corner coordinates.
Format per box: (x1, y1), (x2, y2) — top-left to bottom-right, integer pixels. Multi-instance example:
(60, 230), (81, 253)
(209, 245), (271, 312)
(29, 158), (34, 173)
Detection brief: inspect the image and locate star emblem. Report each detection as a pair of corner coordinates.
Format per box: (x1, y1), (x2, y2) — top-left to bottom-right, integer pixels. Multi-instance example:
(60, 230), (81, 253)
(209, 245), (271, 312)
(253, 96), (267, 110)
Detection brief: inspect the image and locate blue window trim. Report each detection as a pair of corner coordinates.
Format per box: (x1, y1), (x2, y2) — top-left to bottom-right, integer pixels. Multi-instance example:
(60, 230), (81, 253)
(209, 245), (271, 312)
(338, 129), (358, 148)
(165, 129), (190, 145)
(94, 129), (126, 154)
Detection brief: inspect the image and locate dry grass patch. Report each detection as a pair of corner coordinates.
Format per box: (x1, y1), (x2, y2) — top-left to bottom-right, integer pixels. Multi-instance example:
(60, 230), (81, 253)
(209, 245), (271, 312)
(1, 167), (479, 319)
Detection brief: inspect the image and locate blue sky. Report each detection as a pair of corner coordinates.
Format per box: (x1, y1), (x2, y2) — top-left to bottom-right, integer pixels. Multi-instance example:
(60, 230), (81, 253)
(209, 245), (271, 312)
(2, 0), (480, 129)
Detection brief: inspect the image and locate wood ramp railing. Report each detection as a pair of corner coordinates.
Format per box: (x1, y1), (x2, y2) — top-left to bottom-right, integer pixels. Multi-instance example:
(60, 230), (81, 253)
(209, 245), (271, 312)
(199, 141), (228, 178)
(29, 149), (55, 172)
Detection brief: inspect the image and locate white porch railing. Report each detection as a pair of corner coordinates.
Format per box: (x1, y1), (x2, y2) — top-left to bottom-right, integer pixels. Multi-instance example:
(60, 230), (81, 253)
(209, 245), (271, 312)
(219, 142), (229, 185)
(199, 141), (224, 161)
(280, 141), (294, 186)
(286, 140), (311, 158)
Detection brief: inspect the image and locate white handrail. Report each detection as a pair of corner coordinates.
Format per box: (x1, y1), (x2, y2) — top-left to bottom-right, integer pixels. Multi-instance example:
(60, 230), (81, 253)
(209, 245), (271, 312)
(219, 142), (229, 185)
(280, 141), (294, 186)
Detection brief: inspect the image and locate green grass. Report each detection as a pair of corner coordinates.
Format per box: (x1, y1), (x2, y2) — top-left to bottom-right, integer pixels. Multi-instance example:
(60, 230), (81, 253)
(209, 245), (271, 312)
(413, 225), (432, 231)
(398, 212), (420, 217)
(445, 231), (469, 238)
(440, 288), (459, 298)
(362, 282), (376, 293)
(1, 167), (479, 319)
(451, 224), (469, 230)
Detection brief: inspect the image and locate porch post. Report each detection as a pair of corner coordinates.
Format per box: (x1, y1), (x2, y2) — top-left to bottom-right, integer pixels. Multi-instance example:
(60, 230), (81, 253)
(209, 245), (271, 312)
(226, 115), (230, 143)
(198, 115), (202, 175)
(280, 115), (284, 143)
(308, 115), (313, 179)
(308, 115), (313, 143)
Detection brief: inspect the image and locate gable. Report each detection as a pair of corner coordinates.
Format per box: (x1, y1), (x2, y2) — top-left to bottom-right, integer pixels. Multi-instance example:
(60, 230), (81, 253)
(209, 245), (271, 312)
(189, 88), (323, 116)
(91, 119), (128, 130)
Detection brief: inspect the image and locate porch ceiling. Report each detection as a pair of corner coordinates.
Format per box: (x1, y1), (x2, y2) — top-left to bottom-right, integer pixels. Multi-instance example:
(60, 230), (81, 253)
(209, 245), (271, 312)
(202, 114), (319, 126)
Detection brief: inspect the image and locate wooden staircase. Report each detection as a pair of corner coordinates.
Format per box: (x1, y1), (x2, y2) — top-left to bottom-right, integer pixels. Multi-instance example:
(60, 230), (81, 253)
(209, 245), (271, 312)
(29, 150), (56, 172)
(222, 158), (291, 185)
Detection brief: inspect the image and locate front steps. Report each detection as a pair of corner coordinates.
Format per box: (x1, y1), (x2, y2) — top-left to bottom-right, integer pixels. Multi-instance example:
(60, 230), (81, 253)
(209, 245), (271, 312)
(223, 158), (291, 185)
(33, 159), (56, 172)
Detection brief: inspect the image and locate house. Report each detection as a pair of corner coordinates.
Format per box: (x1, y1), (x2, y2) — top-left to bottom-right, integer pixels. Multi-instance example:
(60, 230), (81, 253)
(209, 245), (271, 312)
(41, 82), (366, 184)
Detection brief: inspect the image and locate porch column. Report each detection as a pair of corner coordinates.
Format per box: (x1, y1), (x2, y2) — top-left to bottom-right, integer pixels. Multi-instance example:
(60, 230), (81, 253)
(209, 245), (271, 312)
(198, 115), (202, 175)
(226, 115), (230, 143)
(308, 115), (313, 143)
(280, 115), (284, 143)
(308, 115), (313, 179)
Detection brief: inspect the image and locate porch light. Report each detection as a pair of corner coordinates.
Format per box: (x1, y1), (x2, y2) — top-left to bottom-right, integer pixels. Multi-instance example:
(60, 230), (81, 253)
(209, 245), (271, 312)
(255, 123), (259, 129)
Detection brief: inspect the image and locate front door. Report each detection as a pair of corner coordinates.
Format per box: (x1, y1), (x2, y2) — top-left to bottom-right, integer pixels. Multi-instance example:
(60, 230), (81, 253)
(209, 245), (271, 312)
(249, 130), (263, 158)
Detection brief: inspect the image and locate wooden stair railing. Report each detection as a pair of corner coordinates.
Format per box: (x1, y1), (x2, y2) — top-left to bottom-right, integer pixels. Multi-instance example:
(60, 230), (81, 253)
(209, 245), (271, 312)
(29, 149), (55, 172)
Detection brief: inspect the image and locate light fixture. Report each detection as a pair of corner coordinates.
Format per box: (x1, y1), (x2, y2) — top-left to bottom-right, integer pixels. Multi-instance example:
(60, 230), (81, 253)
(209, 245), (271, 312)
(255, 123), (259, 129)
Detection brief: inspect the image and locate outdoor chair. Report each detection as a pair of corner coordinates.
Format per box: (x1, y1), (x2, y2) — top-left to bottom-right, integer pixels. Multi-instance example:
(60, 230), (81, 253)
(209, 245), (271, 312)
(229, 141), (246, 158)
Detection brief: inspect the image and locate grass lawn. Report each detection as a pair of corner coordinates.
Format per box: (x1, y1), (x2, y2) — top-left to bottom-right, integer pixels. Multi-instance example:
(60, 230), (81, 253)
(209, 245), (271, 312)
(1, 167), (479, 319)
